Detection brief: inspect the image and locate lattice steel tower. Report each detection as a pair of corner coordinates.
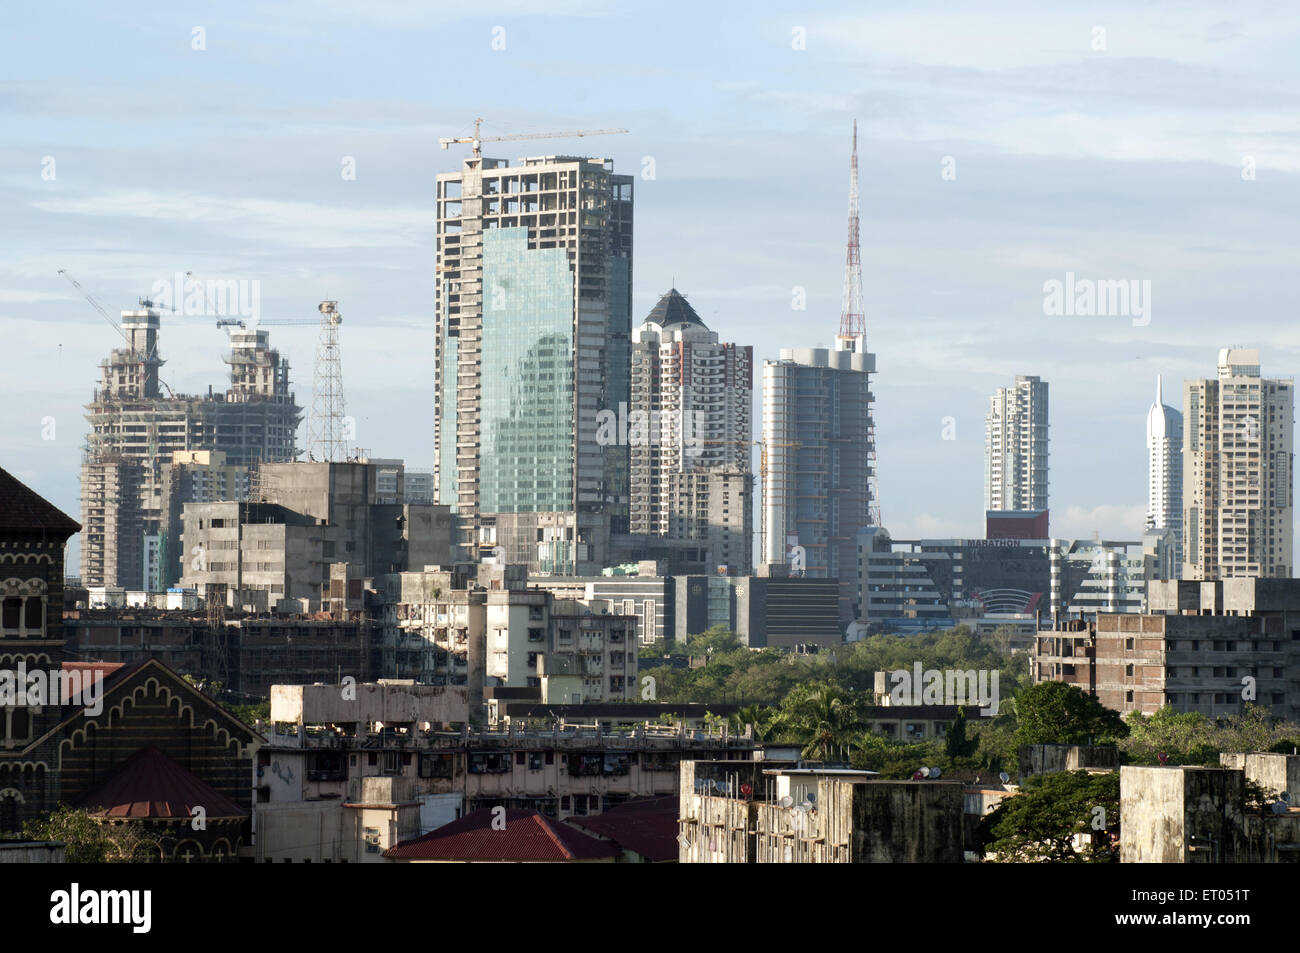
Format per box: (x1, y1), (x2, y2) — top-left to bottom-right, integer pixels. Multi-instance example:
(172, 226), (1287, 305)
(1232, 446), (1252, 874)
(837, 120), (865, 348)
(308, 300), (347, 461)
(835, 121), (878, 525)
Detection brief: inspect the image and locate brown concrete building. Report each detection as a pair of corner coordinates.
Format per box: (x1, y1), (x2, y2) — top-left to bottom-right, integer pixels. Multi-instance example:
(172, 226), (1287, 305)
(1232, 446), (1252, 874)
(1032, 578), (1300, 719)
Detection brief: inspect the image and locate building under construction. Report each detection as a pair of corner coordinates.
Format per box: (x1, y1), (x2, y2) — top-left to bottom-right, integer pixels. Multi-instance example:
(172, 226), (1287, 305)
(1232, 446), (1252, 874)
(433, 145), (634, 574)
(80, 305), (302, 590)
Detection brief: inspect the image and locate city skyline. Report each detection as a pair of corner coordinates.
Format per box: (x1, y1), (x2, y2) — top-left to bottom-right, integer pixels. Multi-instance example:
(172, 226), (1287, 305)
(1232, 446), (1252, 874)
(6, 2), (1300, 567)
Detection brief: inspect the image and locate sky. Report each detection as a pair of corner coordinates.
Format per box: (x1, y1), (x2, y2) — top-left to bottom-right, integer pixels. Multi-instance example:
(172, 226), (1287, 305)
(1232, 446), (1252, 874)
(4, 0), (1300, 570)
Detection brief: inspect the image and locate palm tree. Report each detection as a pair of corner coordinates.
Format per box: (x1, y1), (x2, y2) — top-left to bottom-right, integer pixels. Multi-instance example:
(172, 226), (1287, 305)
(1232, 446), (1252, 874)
(774, 684), (867, 762)
(727, 705), (777, 741)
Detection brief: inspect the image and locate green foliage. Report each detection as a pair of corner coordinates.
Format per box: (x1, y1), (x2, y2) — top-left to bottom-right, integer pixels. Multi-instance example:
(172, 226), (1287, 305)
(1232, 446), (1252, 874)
(229, 700), (270, 725)
(23, 806), (164, 863)
(1013, 681), (1129, 747)
(945, 707), (978, 760)
(1122, 704), (1300, 766)
(771, 682), (868, 761)
(979, 770), (1120, 863)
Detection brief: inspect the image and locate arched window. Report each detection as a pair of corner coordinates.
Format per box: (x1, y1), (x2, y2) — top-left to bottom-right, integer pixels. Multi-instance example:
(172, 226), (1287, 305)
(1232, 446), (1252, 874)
(0, 793), (19, 833)
(23, 598), (42, 633)
(1, 598), (19, 631)
(8, 709), (30, 744)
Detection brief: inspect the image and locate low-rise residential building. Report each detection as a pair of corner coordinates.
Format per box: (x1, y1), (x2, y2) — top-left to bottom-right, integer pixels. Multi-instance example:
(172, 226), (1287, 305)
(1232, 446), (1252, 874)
(257, 678), (761, 859)
(678, 760), (965, 863)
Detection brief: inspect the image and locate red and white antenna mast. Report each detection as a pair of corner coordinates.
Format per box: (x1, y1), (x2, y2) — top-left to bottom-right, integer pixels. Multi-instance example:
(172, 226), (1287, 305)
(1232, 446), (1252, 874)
(837, 119), (865, 350)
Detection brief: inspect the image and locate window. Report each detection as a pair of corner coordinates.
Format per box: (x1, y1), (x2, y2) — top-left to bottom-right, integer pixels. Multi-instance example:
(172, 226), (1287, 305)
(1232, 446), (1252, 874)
(1, 598), (19, 630)
(23, 598), (42, 631)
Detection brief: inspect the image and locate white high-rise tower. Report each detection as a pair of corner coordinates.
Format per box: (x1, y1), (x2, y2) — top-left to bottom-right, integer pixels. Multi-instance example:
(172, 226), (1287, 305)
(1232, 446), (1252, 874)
(1183, 348), (1294, 579)
(1145, 374), (1183, 567)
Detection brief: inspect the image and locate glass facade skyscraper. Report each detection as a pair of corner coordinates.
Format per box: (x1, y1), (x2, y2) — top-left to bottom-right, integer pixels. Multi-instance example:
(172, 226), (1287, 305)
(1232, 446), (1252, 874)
(434, 153), (633, 573)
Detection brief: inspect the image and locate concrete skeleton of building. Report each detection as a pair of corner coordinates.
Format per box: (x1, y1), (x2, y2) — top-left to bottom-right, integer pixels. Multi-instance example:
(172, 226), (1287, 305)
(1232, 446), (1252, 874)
(1033, 578), (1300, 721)
(434, 151), (634, 575)
(984, 375), (1049, 524)
(80, 316), (301, 591)
(1182, 348), (1294, 580)
(628, 288), (753, 574)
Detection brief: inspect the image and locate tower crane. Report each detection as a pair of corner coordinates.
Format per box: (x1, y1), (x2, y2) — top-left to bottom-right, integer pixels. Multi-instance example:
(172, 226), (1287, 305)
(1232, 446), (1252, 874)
(58, 268), (174, 396)
(439, 117), (629, 158)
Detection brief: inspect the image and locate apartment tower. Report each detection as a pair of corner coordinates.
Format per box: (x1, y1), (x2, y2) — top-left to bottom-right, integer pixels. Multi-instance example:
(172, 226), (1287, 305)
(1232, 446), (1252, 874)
(984, 375), (1049, 518)
(628, 289), (753, 573)
(1183, 348), (1293, 579)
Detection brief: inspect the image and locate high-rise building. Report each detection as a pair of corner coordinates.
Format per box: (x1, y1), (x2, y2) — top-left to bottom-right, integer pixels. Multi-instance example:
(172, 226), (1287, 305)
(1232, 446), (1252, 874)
(434, 153), (633, 574)
(80, 314), (300, 590)
(1146, 374), (1183, 568)
(759, 123), (877, 622)
(762, 344), (875, 621)
(1182, 348), (1293, 579)
(984, 375), (1049, 519)
(627, 289), (753, 573)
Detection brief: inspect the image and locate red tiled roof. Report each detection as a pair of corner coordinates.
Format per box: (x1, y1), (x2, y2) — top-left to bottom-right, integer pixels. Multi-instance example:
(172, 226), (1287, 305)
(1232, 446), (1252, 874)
(76, 745), (247, 820)
(564, 796), (679, 862)
(385, 808), (620, 862)
(0, 467), (80, 535)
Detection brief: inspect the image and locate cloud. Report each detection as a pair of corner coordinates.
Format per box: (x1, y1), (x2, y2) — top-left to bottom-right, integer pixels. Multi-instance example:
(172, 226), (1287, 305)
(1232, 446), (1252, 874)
(1053, 502), (1147, 540)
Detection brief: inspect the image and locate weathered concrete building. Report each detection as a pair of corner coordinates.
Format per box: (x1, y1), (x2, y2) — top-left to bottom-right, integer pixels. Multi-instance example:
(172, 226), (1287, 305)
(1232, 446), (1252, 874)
(64, 606), (380, 699)
(1120, 758), (1300, 863)
(678, 760), (965, 863)
(1033, 578), (1300, 719)
(253, 680), (759, 860)
(181, 461), (454, 610)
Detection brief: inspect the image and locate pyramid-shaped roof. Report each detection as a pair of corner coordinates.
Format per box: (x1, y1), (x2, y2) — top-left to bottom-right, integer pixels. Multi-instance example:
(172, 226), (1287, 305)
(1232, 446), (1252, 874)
(0, 467), (80, 535)
(643, 288), (707, 331)
(76, 745), (247, 820)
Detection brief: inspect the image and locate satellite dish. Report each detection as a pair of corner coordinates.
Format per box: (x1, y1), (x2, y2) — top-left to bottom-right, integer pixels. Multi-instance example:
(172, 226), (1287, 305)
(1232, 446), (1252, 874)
(740, 783), (753, 798)
(1157, 752), (1169, 765)
(779, 795), (794, 808)
(912, 770), (924, 781)
(920, 767), (931, 778)
(998, 771), (1010, 784)
(930, 767), (942, 779)
(1282, 791), (1292, 804)
(806, 791), (816, 804)
(800, 801), (814, 812)
(1272, 801), (1287, 815)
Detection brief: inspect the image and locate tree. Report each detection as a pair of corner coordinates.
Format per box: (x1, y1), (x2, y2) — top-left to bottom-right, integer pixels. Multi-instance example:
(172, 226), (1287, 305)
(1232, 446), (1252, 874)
(727, 704), (779, 741)
(979, 770), (1120, 862)
(686, 625), (743, 656)
(24, 806), (165, 863)
(945, 707), (978, 759)
(773, 682), (868, 761)
(1121, 706), (1217, 765)
(1013, 682), (1128, 748)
